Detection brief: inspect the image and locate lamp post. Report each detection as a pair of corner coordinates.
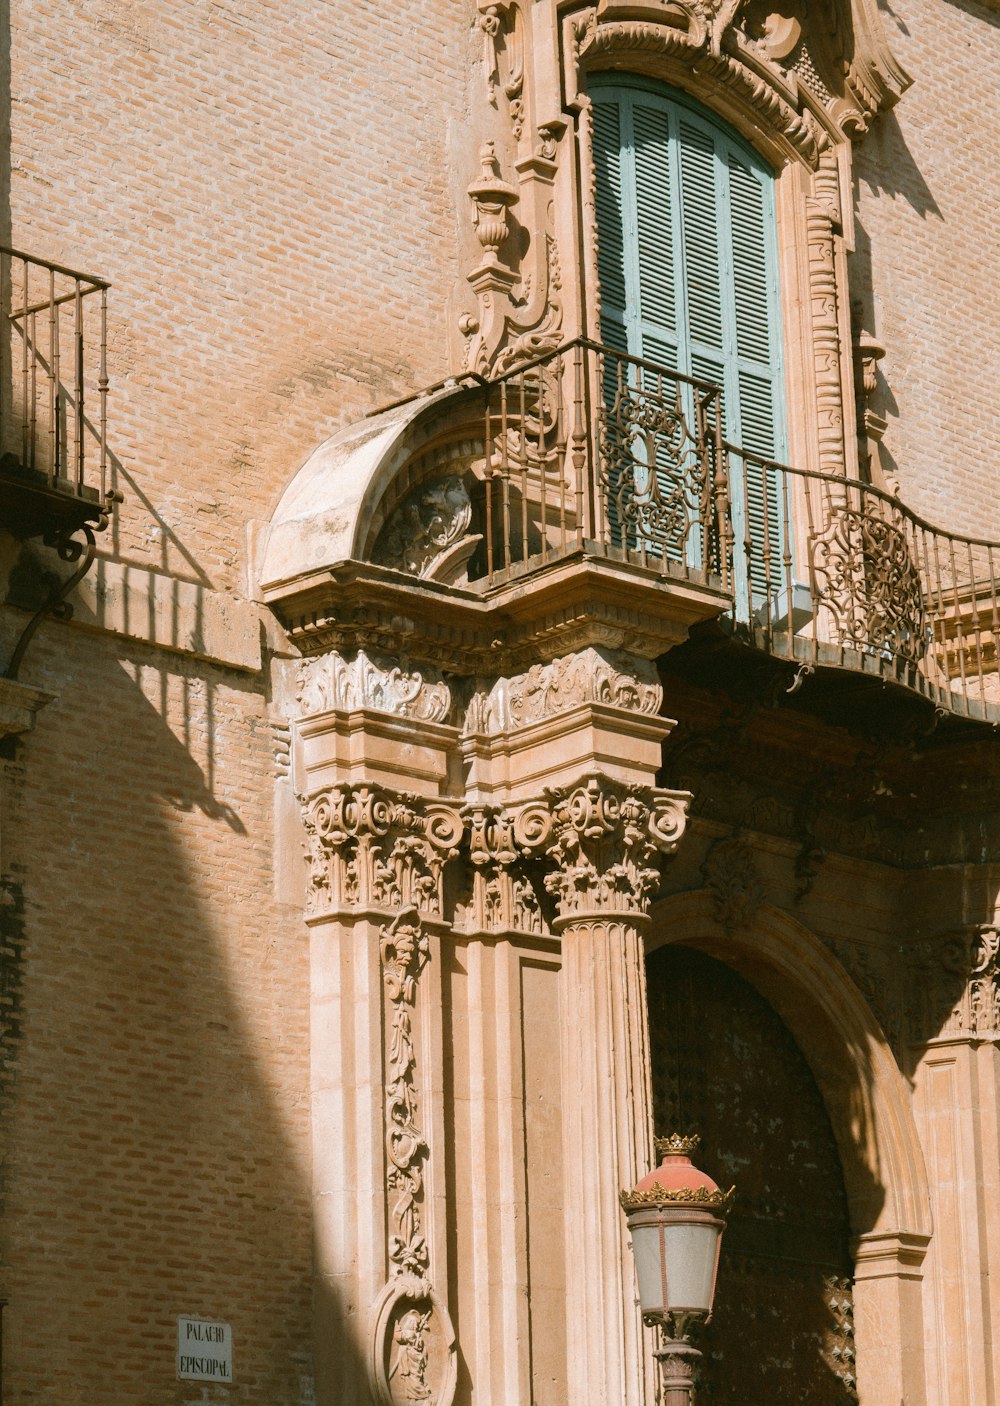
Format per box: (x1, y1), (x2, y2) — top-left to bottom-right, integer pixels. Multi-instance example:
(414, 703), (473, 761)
(620, 1133), (734, 1406)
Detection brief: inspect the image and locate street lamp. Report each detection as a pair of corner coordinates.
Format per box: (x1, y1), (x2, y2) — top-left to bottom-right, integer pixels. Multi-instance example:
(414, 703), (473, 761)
(620, 1133), (734, 1406)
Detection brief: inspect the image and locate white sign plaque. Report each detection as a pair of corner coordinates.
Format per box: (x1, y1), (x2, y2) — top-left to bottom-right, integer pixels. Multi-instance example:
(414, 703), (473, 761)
(177, 1317), (233, 1382)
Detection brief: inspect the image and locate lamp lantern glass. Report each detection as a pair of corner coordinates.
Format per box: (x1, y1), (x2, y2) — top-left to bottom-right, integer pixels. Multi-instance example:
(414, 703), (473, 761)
(621, 1134), (734, 1330)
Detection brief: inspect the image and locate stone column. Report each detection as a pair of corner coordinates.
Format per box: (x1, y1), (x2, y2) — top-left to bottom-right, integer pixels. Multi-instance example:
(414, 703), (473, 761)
(462, 647), (690, 1406)
(517, 778), (689, 1406)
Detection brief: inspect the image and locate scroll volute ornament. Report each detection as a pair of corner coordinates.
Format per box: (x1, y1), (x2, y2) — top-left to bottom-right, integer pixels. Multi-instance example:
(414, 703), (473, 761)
(515, 776), (690, 922)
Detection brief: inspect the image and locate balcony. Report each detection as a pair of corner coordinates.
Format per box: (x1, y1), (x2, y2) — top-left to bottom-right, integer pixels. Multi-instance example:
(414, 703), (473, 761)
(0, 245), (121, 684)
(473, 339), (1000, 724)
(0, 244), (118, 543)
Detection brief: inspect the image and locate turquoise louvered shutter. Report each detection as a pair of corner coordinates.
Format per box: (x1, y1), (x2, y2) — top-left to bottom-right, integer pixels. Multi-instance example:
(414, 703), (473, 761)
(591, 79), (787, 593)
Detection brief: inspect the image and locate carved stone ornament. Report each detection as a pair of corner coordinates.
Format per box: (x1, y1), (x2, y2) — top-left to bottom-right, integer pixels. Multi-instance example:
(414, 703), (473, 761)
(300, 786), (463, 918)
(514, 774), (690, 921)
(296, 650), (451, 722)
(701, 832), (764, 929)
(912, 926), (1000, 1044)
(371, 907), (459, 1406)
(464, 646), (662, 734)
(370, 1276), (458, 1406)
(462, 803), (547, 935)
(380, 908), (432, 1279)
(371, 474), (482, 586)
(567, 0), (909, 149)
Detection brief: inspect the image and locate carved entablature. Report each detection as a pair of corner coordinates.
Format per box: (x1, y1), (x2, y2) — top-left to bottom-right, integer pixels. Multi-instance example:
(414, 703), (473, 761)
(300, 785), (463, 920)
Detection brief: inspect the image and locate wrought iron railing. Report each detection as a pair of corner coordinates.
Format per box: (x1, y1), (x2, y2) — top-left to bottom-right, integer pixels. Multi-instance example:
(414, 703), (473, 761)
(0, 244), (112, 517)
(476, 339), (1000, 721)
(479, 338), (726, 586)
(0, 246), (120, 680)
(729, 449), (1000, 721)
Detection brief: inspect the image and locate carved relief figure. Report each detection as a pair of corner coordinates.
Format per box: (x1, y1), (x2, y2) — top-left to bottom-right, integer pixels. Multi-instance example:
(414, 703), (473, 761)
(389, 1308), (433, 1403)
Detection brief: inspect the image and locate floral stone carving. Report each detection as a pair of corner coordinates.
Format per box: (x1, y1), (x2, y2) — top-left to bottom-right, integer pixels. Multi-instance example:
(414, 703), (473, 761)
(300, 785), (463, 918)
(912, 925), (1000, 1043)
(464, 647), (662, 734)
(296, 649), (451, 722)
(370, 910), (459, 1406)
(372, 475), (481, 584)
(514, 775), (690, 921)
(463, 803), (546, 935)
(701, 833), (764, 929)
(381, 908), (432, 1278)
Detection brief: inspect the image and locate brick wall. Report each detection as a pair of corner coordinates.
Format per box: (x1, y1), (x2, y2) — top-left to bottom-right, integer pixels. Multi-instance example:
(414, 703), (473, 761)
(0, 622), (313, 1404)
(6, 0), (469, 596)
(853, 0), (1000, 538)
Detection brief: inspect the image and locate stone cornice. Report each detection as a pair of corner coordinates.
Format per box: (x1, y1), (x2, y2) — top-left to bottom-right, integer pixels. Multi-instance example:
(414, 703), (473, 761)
(264, 552), (728, 674)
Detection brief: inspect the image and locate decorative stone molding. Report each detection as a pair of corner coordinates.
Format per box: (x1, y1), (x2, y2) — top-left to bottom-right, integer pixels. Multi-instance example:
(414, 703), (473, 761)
(371, 905), (459, 1406)
(701, 832), (764, 928)
(463, 2), (565, 375)
(515, 775), (689, 921)
(565, 0), (907, 146)
(296, 650), (451, 722)
(807, 150), (847, 475)
(300, 785), (463, 918)
(464, 646), (662, 734)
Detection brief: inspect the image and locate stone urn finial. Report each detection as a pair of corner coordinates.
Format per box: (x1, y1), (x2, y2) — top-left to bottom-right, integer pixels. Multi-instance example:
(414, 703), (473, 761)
(467, 141), (517, 261)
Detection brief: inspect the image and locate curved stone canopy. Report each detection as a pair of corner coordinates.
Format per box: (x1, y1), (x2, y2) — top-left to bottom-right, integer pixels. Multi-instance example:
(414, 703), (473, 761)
(260, 382), (483, 591)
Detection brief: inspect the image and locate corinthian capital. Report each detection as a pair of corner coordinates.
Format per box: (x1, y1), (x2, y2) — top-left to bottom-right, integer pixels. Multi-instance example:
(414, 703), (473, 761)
(300, 784), (463, 919)
(514, 775), (689, 923)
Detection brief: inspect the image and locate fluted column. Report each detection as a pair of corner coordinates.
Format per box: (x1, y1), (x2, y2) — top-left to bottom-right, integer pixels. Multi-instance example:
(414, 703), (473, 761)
(514, 778), (689, 1406)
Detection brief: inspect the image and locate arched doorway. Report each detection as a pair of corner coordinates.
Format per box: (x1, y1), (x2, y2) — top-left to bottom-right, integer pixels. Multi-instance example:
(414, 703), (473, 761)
(647, 944), (857, 1402)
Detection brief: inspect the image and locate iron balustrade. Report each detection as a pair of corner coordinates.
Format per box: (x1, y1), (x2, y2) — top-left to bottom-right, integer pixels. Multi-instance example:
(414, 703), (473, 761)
(479, 337), (726, 587)
(728, 448), (1000, 721)
(475, 340), (1000, 721)
(0, 244), (111, 513)
(0, 246), (120, 680)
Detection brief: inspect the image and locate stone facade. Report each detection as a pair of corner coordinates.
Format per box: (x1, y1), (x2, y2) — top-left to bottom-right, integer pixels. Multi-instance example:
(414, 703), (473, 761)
(0, 2), (997, 1405)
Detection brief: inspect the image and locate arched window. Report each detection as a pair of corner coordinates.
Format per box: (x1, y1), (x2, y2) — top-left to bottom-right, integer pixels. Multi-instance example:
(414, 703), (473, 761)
(591, 78), (787, 594)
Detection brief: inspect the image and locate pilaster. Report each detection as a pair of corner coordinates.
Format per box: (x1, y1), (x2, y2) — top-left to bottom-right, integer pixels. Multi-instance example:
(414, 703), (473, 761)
(461, 647), (689, 1406)
(910, 924), (1000, 1406)
(294, 649), (462, 1406)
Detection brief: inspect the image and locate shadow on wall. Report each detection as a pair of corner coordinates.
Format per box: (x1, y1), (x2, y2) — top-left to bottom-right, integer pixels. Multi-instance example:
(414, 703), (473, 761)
(0, 628), (365, 1404)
